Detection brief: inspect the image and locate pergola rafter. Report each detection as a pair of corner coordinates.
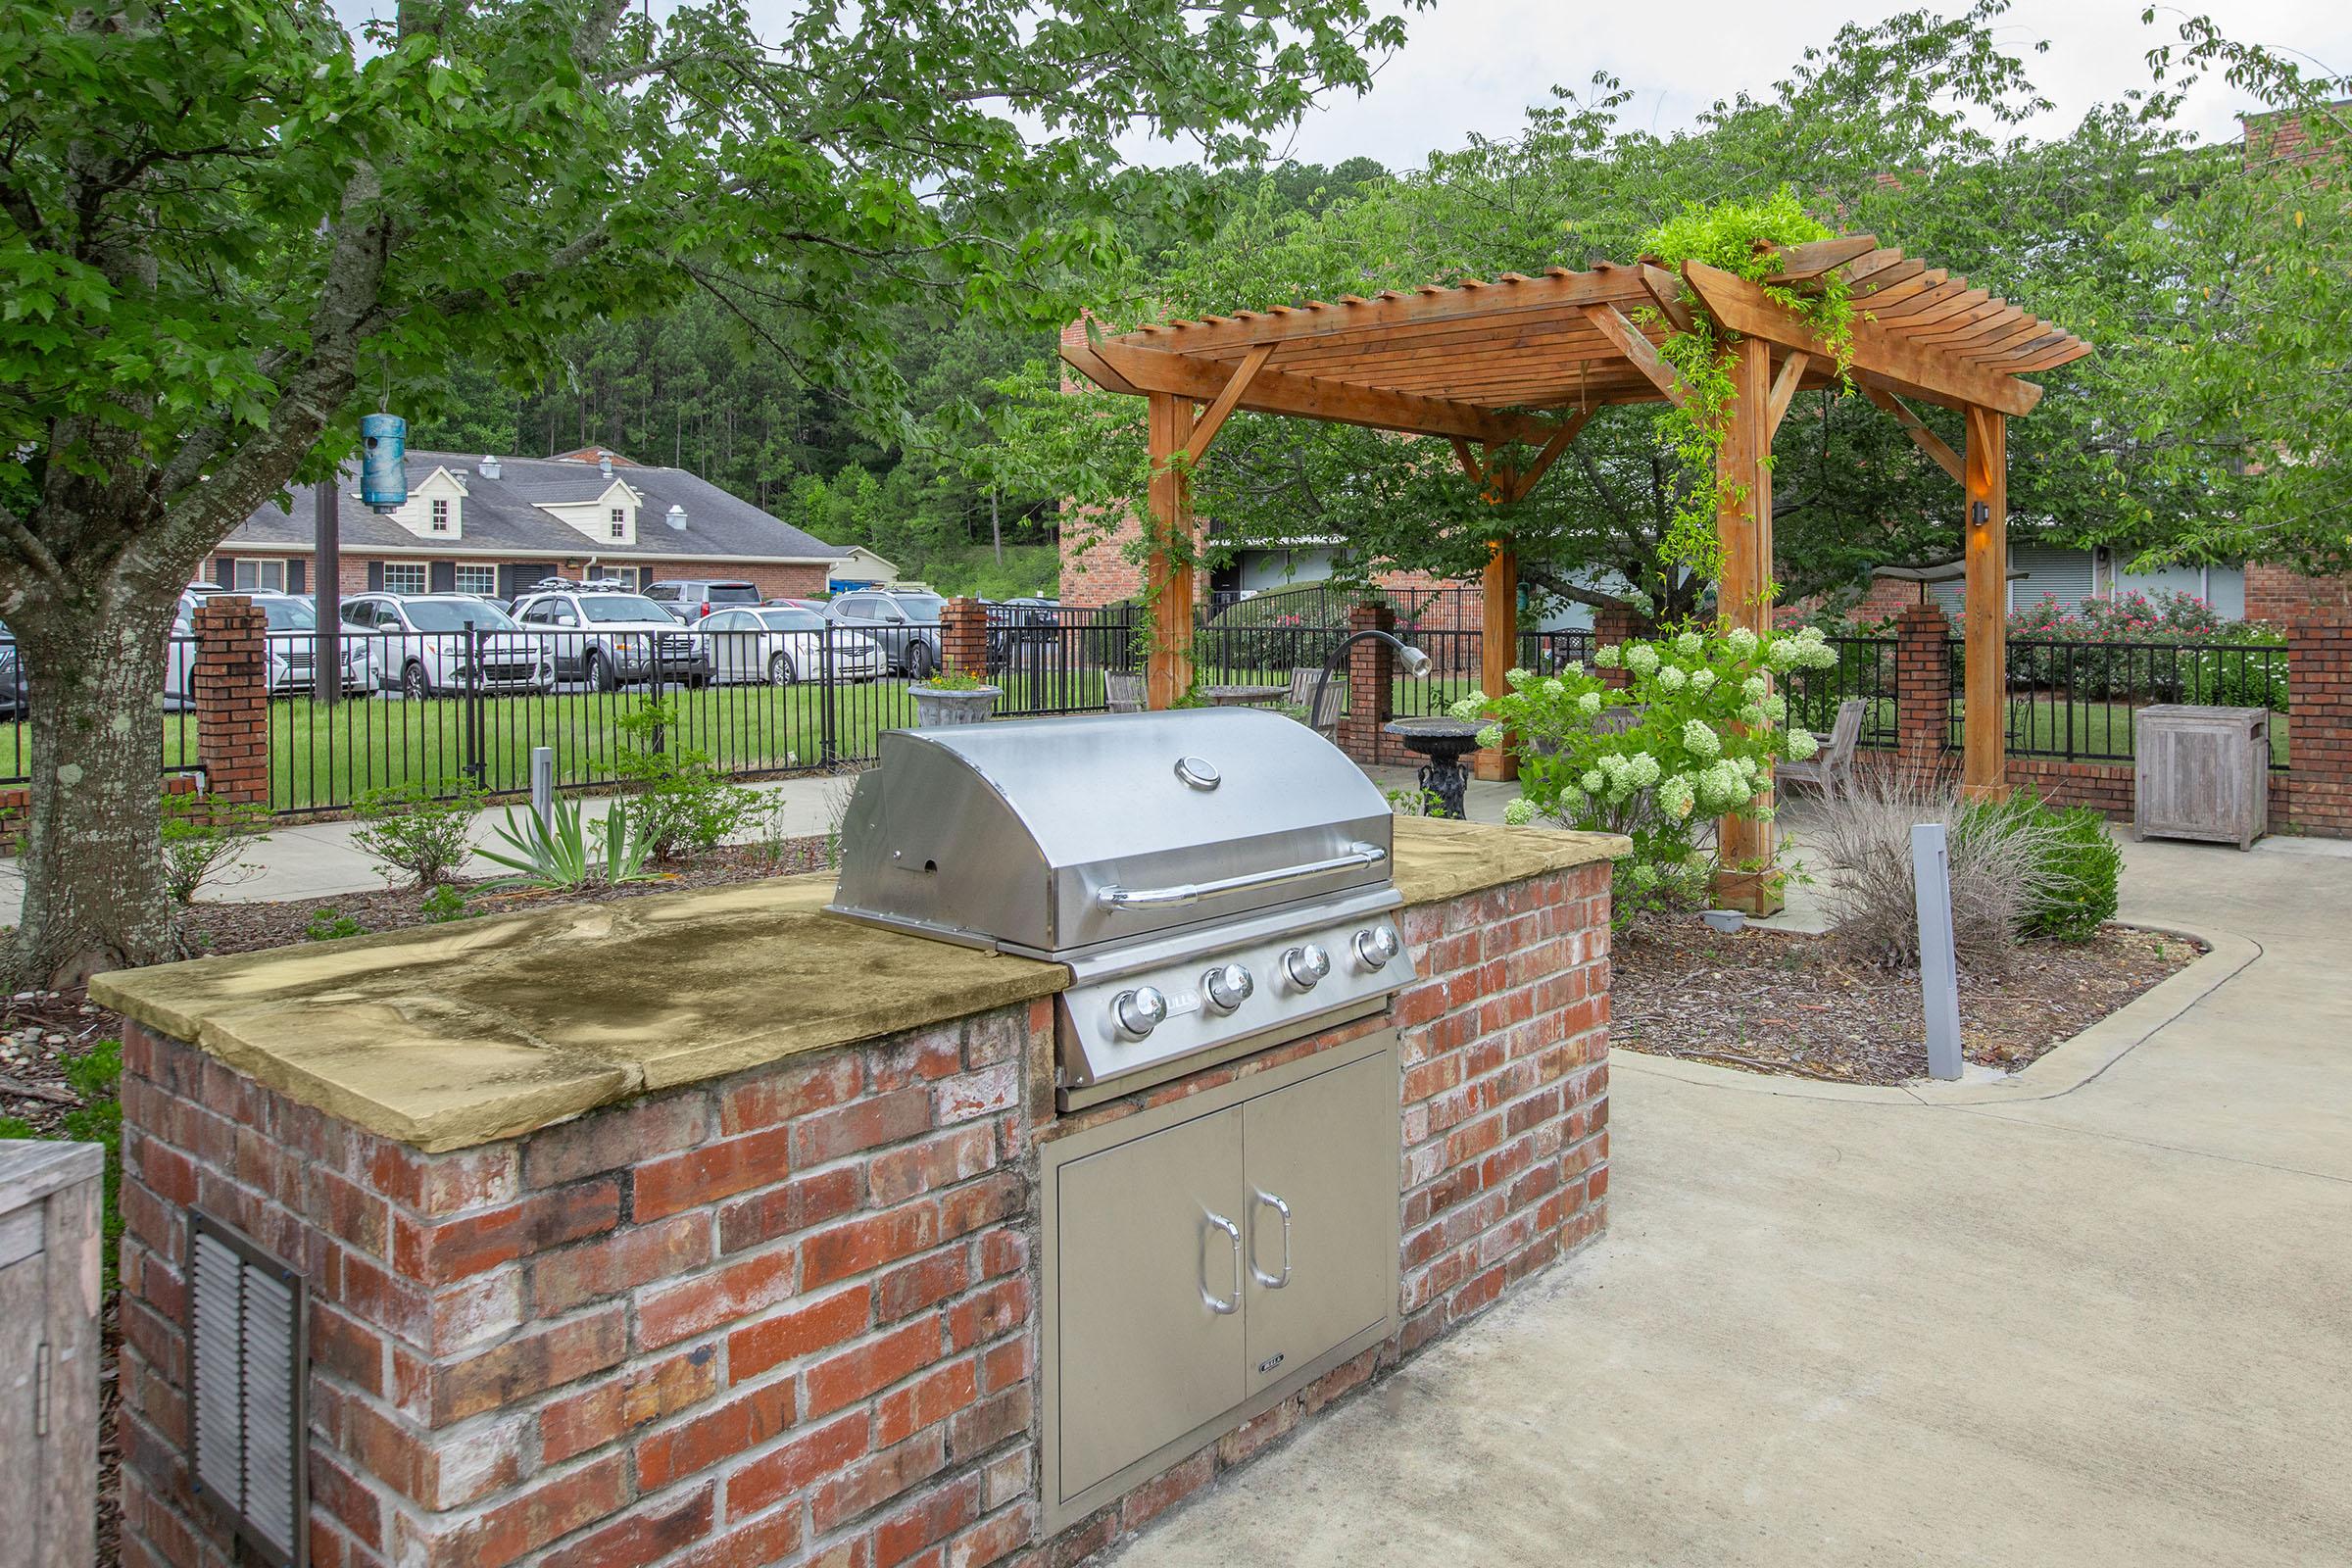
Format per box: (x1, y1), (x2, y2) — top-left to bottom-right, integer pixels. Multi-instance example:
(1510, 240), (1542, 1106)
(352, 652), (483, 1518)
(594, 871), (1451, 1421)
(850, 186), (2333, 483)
(1061, 233), (2090, 912)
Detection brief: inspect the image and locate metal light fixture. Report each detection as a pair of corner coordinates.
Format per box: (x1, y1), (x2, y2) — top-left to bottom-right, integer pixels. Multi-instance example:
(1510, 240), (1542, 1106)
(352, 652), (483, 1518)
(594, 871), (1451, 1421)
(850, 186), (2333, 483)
(1309, 629), (1431, 744)
(1970, 501), (1991, 526)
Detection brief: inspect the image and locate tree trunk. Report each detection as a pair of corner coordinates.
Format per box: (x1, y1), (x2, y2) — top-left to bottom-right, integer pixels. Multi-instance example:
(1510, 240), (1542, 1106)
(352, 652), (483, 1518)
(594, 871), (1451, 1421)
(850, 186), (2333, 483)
(7, 569), (182, 988)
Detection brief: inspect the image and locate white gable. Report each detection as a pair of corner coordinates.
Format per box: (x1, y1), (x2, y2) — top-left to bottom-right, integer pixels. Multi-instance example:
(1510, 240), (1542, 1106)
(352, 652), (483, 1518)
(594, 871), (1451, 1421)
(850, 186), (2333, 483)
(380, 466), (468, 540)
(536, 478), (641, 547)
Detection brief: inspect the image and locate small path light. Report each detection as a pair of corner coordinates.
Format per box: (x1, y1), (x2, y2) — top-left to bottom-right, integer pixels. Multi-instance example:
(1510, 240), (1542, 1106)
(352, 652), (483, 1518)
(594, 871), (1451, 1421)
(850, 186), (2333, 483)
(1911, 821), (1965, 1080)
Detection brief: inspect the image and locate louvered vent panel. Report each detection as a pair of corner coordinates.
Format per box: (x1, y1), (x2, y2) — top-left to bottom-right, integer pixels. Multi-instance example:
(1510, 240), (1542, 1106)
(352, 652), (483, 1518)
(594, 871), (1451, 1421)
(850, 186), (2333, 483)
(188, 1216), (306, 1567)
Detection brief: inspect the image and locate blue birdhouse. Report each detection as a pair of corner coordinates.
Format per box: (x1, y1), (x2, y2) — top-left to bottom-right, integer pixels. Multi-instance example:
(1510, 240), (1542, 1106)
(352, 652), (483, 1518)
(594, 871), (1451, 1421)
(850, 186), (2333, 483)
(360, 413), (409, 514)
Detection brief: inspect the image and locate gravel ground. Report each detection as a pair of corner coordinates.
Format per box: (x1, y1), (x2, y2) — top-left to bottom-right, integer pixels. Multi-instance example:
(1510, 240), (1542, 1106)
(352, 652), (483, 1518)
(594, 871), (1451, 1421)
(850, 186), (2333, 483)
(1612, 920), (2202, 1085)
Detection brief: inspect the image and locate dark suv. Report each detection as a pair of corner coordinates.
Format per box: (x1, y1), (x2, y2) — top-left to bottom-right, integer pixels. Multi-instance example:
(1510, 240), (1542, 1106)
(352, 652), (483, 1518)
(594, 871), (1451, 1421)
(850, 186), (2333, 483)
(645, 579), (761, 620)
(826, 589), (945, 678)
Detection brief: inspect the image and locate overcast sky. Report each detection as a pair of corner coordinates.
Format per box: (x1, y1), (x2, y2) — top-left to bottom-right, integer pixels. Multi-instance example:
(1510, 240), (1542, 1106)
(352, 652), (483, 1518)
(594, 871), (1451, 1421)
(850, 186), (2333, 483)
(1264, 0), (2352, 171)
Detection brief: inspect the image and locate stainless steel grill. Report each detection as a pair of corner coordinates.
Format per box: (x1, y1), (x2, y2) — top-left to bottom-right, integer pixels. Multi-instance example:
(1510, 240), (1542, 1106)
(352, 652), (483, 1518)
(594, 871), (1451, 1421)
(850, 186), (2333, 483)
(829, 709), (1416, 1105)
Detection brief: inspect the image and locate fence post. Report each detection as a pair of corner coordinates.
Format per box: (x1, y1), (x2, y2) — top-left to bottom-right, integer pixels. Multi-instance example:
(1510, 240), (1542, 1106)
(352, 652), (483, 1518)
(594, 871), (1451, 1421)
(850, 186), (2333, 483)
(2284, 613), (2352, 836)
(192, 596), (270, 810)
(819, 622), (839, 767)
(1338, 602), (1396, 765)
(940, 597), (989, 678)
(462, 620), (486, 790)
(1591, 603), (1652, 691)
(1894, 602), (1952, 783)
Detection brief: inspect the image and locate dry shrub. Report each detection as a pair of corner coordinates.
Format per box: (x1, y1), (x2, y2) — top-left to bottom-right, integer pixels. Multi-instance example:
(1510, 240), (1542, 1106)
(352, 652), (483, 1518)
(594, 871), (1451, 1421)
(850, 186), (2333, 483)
(1811, 764), (2059, 969)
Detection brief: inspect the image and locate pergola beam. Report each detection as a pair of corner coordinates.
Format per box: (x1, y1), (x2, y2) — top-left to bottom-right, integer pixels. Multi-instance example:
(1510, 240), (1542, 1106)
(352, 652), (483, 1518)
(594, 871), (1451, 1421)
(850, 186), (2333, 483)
(1858, 376), (1966, 484)
(1680, 262), (2043, 416)
(1580, 304), (1688, 405)
(1077, 339), (1561, 447)
(1183, 343), (1272, 463)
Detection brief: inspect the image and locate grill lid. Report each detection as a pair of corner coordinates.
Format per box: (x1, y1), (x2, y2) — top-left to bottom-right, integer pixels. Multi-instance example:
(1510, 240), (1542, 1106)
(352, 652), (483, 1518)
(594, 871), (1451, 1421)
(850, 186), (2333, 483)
(827, 709), (1396, 956)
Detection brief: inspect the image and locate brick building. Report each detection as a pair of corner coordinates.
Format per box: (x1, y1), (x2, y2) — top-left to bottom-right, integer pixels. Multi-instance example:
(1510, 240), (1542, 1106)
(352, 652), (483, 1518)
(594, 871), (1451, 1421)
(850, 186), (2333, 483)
(205, 448), (848, 604)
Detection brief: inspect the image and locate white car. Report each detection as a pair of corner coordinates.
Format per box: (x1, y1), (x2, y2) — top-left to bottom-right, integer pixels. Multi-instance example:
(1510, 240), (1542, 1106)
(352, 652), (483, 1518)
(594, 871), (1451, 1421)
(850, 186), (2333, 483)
(164, 591), (369, 704)
(701, 606), (885, 685)
(340, 593), (555, 699)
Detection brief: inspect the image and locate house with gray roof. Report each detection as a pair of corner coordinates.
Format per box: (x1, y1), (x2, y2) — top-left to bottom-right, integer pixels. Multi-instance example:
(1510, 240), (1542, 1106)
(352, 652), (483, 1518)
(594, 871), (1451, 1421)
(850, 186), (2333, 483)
(205, 447), (850, 603)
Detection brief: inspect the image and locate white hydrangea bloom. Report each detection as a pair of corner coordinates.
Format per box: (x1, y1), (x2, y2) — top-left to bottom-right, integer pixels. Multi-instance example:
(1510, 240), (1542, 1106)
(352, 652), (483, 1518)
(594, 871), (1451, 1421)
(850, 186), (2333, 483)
(1577, 691), (1603, 715)
(1625, 752), (1663, 788)
(1657, 774), (1696, 819)
(1502, 797), (1537, 826)
(1446, 692), (1488, 720)
(1630, 860), (1661, 889)
(1786, 727), (1820, 760)
(1690, 668), (1718, 693)
(1560, 661), (1585, 677)
(1726, 626), (1759, 657)
(1625, 644), (1660, 677)
(1741, 675), (1768, 702)
(1580, 767), (1606, 794)
(1542, 678), (1566, 698)
(1506, 667), (1533, 688)
(1753, 804), (1779, 822)
(1656, 665), (1688, 692)
(1763, 693), (1788, 721)
(1739, 704), (1768, 726)
(1681, 719), (1721, 759)
(1475, 723), (1504, 750)
(1673, 629), (1703, 656)
(1592, 645), (1622, 668)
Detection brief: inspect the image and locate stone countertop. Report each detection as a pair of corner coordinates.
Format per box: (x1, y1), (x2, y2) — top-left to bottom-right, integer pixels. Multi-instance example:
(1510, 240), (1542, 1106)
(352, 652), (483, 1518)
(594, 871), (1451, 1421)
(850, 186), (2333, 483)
(90, 818), (1624, 1152)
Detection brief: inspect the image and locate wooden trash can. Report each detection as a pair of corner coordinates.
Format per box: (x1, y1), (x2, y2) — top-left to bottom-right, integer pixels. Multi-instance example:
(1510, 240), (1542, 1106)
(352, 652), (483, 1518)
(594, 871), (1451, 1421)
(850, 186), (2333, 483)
(2134, 705), (2271, 850)
(1, 1141), (104, 1567)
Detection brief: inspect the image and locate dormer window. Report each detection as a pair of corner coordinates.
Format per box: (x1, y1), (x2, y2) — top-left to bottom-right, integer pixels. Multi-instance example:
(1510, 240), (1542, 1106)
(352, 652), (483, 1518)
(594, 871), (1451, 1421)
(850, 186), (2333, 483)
(610, 508), (626, 539)
(430, 499), (451, 533)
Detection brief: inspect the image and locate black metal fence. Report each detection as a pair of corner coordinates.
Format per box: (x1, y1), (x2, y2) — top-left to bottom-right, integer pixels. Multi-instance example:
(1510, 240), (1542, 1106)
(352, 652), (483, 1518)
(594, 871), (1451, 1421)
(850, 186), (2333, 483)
(1963, 637), (2289, 768)
(0, 633), (204, 792)
(1786, 635), (1902, 753)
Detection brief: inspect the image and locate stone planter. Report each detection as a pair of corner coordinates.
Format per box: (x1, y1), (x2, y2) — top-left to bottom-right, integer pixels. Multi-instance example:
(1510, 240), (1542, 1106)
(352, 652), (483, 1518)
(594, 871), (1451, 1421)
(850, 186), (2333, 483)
(909, 682), (1002, 726)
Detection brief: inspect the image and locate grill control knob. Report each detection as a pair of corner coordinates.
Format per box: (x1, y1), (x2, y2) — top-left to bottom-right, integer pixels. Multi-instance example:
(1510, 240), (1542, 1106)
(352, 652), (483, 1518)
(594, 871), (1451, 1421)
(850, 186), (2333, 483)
(1201, 963), (1254, 1013)
(1353, 925), (1401, 971)
(1111, 986), (1168, 1040)
(1281, 944), (1332, 991)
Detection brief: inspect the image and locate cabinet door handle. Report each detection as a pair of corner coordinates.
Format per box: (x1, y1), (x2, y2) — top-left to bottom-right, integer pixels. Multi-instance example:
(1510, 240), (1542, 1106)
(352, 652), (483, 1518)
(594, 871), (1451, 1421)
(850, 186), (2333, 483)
(1250, 1190), (1293, 1288)
(1201, 1211), (1243, 1314)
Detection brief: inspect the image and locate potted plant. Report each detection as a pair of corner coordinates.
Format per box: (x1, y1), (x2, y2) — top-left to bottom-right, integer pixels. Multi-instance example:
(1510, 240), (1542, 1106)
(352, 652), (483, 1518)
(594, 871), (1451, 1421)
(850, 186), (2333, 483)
(907, 666), (1002, 726)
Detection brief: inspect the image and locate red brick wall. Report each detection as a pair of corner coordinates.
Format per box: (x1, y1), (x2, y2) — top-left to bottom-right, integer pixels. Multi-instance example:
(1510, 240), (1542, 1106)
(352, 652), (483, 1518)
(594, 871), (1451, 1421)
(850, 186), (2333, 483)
(117, 1004), (1046, 1568)
(2244, 564), (2352, 626)
(118, 860), (1614, 1568)
(1892, 603), (1951, 778)
(1337, 602), (1399, 765)
(940, 598), (990, 679)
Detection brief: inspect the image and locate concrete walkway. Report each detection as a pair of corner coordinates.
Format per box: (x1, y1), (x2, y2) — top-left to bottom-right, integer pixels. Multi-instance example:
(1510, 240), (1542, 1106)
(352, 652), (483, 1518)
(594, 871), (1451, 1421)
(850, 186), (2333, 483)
(1110, 833), (2352, 1567)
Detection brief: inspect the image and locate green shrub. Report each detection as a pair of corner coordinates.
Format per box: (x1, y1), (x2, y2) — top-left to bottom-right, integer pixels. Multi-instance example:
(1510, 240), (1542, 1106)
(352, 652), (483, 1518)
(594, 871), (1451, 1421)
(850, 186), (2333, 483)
(615, 700), (757, 860)
(1966, 791), (2121, 942)
(352, 781), (483, 887)
(160, 793), (270, 904)
(305, 907), (366, 942)
(420, 884), (475, 923)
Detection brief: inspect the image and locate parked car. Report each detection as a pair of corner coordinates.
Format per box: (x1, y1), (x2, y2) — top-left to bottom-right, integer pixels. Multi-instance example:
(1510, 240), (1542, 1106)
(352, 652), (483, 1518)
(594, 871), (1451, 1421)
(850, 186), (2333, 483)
(827, 589), (946, 678)
(0, 620), (26, 718)
(701, 606), (885, 686)
(340, 593), (556, 700)
(985, 596), (1065, 671)
(511, 581), (712, 690)
(253, 594), (371, 697)
(645, 579), (762, 620)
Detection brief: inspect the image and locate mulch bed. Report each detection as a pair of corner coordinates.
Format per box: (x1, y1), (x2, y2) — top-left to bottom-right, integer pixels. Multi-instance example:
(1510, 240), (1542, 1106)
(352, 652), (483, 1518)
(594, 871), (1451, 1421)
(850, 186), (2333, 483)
(0, 833), (829, 1568)
(1611, 921), (2203, 1085)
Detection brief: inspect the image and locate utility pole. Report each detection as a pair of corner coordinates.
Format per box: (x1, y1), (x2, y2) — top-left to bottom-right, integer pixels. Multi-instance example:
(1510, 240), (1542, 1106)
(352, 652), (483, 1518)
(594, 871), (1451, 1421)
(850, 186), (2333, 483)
(313, 478), (342, 706)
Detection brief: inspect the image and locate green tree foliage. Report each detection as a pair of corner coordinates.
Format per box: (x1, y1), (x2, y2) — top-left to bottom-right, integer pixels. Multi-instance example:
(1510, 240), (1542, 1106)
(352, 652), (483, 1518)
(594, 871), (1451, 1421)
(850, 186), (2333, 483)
(0, 0), (1421, 981)
(988, 4), (2345, 622)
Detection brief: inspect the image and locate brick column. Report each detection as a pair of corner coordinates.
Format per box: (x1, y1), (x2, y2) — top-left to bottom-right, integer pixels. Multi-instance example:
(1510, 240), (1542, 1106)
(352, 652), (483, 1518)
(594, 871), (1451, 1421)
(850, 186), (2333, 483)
(1337, 602), (1396, 765)
(2284, 614), (2352, 835)
(1893, 602), (1951, 781)
(1591, 604), (1650, 691)
(940, 596), (989, 679)
(192, 595), (269, 808)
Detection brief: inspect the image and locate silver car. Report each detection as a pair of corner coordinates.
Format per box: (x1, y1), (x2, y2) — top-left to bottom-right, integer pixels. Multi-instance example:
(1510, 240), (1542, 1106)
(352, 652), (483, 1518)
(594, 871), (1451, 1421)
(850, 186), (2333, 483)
(702, 606), (885, 685)
(164, 591), (368, 703)
(340, 593), (555, 699)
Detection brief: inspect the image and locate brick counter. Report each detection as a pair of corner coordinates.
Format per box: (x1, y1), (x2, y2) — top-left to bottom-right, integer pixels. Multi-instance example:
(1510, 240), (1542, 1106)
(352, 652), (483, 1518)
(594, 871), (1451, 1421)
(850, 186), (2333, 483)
(112, 832), (1617, 1568)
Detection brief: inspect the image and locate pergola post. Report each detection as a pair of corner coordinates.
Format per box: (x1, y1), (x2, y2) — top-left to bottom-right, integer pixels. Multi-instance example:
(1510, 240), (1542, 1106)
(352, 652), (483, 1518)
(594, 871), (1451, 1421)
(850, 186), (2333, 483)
(1713, 336), (1780, 912)
(1961, 406), (2009, 799)
(1145, 392), (1197, 709)
(1477, 544), (1518, 781)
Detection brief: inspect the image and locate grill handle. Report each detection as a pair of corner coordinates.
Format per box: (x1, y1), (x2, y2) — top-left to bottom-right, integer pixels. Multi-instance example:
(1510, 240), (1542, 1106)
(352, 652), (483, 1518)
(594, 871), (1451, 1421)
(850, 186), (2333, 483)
(1095, 842), (1387, 912)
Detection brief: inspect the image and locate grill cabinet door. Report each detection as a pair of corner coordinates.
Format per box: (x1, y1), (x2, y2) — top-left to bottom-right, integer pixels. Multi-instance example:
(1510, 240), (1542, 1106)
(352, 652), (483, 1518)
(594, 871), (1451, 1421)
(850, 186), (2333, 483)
(1054, 1106), (1246, 1499)
(1242, 1049), (1400, 1397)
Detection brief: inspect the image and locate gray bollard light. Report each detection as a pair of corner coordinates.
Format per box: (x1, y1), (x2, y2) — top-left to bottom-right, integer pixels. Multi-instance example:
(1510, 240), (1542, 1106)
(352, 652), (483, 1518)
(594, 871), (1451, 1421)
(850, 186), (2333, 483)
(1911, 821), (1965, 1080)
(530, 746), (555, 836)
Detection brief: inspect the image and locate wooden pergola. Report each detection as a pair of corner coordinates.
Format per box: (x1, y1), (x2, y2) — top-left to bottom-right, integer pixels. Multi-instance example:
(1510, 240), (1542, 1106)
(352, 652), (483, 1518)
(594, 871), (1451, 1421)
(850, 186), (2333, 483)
(1062, 235), (2090, 909)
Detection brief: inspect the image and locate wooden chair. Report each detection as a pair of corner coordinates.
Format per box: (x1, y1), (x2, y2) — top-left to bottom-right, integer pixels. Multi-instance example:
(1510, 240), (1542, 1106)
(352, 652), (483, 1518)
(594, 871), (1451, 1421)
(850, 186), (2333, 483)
(1104, 671), (1146, 713)
(1777, 697), (1867, 798)
(1287, 666), (1345, 740)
